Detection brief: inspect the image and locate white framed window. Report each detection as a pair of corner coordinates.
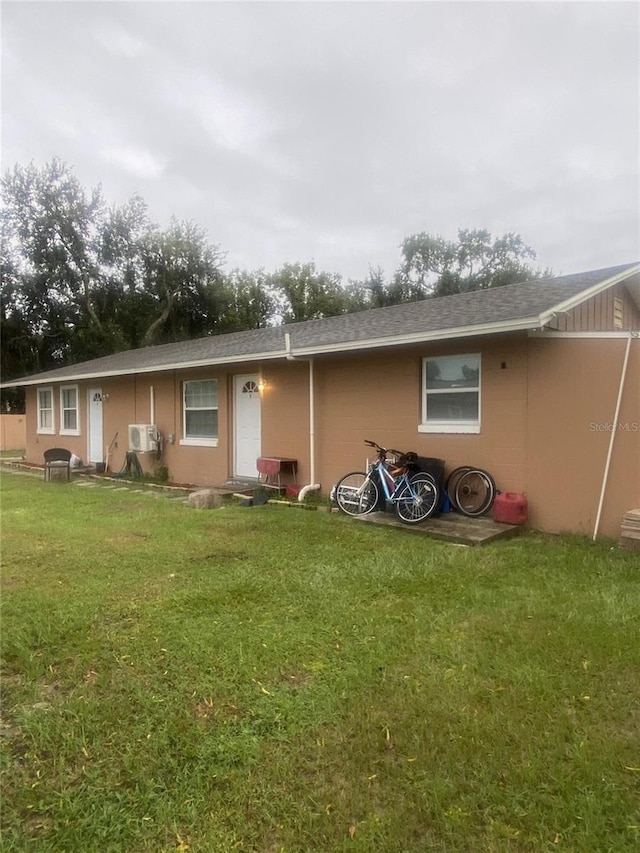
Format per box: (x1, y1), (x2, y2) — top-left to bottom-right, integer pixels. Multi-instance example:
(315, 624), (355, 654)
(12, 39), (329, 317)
(180, 379), (219, 447)
(37, 386), (55, 434)
(419, 354), (481, 434)
(60, 385), (80, 435)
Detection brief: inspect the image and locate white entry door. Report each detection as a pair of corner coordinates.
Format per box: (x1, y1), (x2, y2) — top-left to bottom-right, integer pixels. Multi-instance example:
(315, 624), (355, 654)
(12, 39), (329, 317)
(234, 374), (261, 478)
(88, 388), (104, 465)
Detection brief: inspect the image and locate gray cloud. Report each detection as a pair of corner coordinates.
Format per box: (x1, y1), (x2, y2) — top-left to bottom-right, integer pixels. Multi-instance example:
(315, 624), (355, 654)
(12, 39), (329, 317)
(2, 1), (638, 281)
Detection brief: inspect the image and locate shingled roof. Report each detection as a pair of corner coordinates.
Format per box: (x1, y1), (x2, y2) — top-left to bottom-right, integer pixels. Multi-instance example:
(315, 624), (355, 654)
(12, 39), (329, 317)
(5, 262), (639, 387)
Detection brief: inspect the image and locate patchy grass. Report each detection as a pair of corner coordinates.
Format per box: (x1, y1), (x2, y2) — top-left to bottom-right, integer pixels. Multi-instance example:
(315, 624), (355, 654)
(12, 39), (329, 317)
(1, 471), (639, 852)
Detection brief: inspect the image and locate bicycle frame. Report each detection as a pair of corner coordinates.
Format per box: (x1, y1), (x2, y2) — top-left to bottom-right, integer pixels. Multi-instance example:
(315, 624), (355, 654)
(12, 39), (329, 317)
(334, 439), (440, 523)
(365, 440), (430, 506)
(368, 457), (412, 503)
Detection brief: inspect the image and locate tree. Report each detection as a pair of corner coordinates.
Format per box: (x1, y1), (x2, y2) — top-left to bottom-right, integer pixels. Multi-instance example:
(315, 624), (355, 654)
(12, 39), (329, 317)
(220, 270), (275, 332)
(2, 159), (108, 337)
(2, 157), (551, 405)
(137, 218), (226, 347)
(1, 159), (228, 377)
(396, 228), (547, 299)
(354, 266), (395, 310)
(269, 262), (349, 323)
(0, 244), (30, 411)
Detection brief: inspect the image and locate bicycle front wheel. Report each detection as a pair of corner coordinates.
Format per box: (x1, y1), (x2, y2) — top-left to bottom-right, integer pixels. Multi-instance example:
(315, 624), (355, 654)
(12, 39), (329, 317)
(395, 472), (440, 524)
(334, 472), (380, 517)
(454, 469), (496, 517)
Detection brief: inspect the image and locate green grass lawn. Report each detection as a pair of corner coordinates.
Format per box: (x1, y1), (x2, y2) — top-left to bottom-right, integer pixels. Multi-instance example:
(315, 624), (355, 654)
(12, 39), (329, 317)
(1, 471), (638, 852)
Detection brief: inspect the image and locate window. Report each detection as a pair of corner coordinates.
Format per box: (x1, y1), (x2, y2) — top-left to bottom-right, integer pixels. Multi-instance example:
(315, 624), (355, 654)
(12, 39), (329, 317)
(181, 379), (219, 446)
(419, 354), (481, 434)
(60, 385), (80, 434)
(37, 387), (55, 434)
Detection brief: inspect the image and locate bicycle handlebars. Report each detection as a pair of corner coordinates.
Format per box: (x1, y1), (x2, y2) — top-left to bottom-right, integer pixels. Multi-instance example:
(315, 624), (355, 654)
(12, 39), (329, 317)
(364, 439), (404, 459)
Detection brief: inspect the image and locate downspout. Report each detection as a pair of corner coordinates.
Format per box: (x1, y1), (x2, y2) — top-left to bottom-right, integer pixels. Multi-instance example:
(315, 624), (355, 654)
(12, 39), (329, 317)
(592, 332), (634, 541)
(284, 332), (321, 501)
(150, 385), (155, 425)
(150, 384), (162, 452)
(298, 358), (321, 501)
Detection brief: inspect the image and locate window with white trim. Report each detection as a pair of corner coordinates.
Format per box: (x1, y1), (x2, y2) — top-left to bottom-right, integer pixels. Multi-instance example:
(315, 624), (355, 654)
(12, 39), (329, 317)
(181, 379), (219, 446)
(60, 385), (80, 434)
(37, 387), (55, 434)
(419, 354), (481, 434)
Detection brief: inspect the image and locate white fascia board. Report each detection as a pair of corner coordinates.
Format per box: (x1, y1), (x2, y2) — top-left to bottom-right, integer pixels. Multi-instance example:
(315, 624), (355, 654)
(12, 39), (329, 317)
(529, 330), (640, 339)
(538, 265), (640, 325)
(5, 349), (290, 388)
(289, 317), (542, 357)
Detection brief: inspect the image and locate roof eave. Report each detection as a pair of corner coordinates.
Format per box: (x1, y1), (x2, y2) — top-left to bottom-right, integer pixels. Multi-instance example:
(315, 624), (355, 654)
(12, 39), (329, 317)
(1, 348), (291, 388)
(288, 317), (542, 357)
(3, 317), (544, 387)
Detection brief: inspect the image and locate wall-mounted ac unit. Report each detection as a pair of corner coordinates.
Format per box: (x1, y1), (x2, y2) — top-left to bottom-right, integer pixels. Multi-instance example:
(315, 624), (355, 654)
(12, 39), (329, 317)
(128, 424), (157, 453)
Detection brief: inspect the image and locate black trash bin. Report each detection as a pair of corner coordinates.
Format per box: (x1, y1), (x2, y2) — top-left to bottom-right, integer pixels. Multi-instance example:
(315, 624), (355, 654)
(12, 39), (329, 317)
(415, 457), (446, 512)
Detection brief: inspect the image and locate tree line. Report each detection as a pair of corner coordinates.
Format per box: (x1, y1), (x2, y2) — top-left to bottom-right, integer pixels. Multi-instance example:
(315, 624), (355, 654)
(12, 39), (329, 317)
(1, 158), (548, 410)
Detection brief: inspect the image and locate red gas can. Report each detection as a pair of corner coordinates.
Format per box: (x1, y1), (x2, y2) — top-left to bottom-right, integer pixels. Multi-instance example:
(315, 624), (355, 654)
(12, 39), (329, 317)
(493, 492), (528, 525)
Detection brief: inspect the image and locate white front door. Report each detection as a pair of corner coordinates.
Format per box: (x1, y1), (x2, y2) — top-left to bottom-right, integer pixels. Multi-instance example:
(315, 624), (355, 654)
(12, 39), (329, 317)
(234, 374), (261, 478)
(88, 388), (104, 464)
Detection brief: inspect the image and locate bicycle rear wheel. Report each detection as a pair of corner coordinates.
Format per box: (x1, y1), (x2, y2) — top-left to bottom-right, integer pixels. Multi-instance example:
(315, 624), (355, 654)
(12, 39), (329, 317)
(334, 471), (379, 516)
(395, 472), (440, 524)
(454, 468), (496, 517)
(445, 466), (472, 511)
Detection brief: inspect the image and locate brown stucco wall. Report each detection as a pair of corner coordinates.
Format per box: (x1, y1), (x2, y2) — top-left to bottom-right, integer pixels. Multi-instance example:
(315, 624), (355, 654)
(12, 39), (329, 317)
(259, 361), (311, 481)
(25, 370), (232, 485)
(309, 335), (531, 498)
(526, 336), (639, 537)
(25, 386), (87, 462)
(23, 332), (638, 539)
(102, 369), (234, 485)
(280, 334), (638, 538)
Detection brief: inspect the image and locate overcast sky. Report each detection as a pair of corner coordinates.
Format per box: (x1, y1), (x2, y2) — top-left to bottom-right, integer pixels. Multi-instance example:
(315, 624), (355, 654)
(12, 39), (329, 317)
(2, 0), (639, 282)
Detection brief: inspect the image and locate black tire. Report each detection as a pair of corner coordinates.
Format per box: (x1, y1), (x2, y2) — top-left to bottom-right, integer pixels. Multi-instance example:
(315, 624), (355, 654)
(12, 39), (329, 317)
(454, 468), (496, 517)
(445, 466), (473, 510)
(395, 472), (440, 524)
(334, 471), (380, 517)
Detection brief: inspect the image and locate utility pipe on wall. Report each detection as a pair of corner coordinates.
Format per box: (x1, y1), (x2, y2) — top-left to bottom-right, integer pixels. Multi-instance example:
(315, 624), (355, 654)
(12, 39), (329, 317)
(285, 333), (320, 500)
(592, 333), (634, 541)
(298, 358), (321, 501)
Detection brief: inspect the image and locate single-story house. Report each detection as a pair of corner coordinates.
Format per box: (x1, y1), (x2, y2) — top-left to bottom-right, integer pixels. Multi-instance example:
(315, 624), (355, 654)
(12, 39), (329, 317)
(3, 262), (639, 539)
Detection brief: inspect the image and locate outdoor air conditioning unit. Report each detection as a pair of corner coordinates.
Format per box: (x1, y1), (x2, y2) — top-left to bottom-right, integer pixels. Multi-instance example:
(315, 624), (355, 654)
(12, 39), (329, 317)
(128, 424), (158, 453)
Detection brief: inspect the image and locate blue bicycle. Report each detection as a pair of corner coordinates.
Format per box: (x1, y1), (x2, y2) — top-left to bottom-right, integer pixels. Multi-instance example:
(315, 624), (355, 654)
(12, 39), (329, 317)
(334, 439), (440, 524)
